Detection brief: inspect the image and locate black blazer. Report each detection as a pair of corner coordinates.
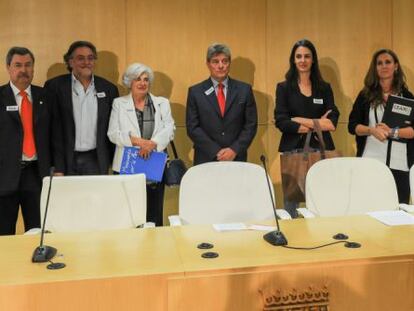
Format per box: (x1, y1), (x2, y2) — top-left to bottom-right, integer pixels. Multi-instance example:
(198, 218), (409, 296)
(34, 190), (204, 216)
(348, 88), (414, 167)
(186, 77), (257, 165)
(44, 74), (119, 174)
(275, 81), (339, 152)
(0, 84), (52, 194)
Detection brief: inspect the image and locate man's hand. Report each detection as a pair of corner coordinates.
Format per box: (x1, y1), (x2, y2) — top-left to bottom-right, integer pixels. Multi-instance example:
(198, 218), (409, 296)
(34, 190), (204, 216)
(216, 148), (237, 161)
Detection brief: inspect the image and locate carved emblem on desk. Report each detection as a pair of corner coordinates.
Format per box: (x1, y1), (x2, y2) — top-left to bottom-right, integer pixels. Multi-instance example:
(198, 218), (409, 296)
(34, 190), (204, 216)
(260, 286), (329, 310)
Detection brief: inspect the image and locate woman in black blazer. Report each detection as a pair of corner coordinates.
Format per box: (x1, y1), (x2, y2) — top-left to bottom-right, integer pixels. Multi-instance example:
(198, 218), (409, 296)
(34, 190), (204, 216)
(348, 49), (414, 203)
(274, 39), (340, 217)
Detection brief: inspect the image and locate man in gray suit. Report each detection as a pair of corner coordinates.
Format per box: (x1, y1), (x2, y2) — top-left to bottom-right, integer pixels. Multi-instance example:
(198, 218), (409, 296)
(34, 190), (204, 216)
(186, 43), (257, 165)
(44, 41), (119, 175)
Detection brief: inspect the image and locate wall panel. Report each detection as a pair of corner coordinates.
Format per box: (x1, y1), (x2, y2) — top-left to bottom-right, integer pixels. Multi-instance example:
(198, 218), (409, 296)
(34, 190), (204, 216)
(393, 0), (414, 91)
(0, 0), (126, 86)
(0, 0), (412, 231)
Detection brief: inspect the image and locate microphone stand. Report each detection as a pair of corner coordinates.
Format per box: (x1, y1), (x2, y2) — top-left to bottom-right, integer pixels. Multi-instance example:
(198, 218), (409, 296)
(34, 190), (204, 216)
(260, 155), (288, 246)
(32, 167), (57, 262)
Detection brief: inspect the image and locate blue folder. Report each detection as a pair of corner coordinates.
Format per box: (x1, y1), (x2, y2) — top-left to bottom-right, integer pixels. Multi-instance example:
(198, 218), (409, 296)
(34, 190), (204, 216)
(120, 147), (167, 182)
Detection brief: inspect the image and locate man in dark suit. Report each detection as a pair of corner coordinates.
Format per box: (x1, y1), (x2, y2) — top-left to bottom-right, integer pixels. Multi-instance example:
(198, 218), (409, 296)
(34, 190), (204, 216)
(186, 43), (257, 165)
(0, 47), (54, 235)
(44, 41), (119, 175)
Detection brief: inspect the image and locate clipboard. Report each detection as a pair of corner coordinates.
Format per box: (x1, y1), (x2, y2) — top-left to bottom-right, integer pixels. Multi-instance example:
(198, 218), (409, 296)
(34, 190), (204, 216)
(383, 95), (414, 128)
(119, 147), (167, 182)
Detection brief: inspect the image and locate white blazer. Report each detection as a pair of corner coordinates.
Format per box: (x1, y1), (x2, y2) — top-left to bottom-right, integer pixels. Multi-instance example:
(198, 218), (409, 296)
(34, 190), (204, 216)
(108, 93), (175, 172)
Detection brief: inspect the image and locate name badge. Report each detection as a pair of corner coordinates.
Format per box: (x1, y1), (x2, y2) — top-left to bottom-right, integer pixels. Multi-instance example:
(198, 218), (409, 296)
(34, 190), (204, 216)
(204, 87), (214, 96)
(6, 105), (18, 111)
(96, 92), (106, 98)
(313, 98), (323, 104)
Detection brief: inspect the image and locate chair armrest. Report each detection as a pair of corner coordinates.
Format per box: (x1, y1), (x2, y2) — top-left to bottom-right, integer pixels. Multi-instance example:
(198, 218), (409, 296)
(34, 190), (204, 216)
(297, 207), (316, 218)
(24, 228), (42, 235)
(143, 222), (156, 228)
(399, 204), (414, 213)
(168, 215), (183, 226)
(275, 209), (292, 220)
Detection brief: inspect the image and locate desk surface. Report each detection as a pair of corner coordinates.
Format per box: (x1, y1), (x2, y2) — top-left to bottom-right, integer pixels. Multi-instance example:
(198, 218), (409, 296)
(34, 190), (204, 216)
(171, 215), (414, 273)
(1, 215), (414, 285)
(2, 215), (414, 311)
(0, 226), (183, 286)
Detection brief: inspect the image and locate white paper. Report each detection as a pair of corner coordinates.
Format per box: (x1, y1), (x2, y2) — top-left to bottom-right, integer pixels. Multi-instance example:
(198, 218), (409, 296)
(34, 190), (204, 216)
(367, 210), (414, 226)
(248, 224), (276, 232)
(212, 223), (248, 232)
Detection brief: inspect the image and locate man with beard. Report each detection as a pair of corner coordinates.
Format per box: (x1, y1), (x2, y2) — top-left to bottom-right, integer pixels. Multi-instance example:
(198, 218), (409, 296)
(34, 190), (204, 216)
(44, 41), (119, 175)
(0, 47), (55, 235)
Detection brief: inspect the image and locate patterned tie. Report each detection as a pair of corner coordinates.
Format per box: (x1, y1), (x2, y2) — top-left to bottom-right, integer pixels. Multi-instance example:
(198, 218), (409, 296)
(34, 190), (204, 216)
(217, 83), (226, 117)
(20, 90), (36, 158)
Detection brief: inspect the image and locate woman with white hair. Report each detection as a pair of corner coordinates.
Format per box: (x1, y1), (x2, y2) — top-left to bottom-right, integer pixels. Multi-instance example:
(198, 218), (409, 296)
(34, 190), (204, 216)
(108, 63), (175, 226)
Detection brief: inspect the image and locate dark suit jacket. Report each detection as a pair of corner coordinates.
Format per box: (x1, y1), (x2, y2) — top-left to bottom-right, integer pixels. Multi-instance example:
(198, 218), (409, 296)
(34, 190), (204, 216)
(186, 77), (257, 165)
(348, 87), (414, 167)
(275, 81), (339, 152)
(44, 74), (119, 174)
(0, 84), (52, 194)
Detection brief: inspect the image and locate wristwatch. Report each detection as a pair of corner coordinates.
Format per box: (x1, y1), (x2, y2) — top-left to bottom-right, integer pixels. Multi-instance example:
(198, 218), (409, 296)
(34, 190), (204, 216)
(390, 127), (399, 139)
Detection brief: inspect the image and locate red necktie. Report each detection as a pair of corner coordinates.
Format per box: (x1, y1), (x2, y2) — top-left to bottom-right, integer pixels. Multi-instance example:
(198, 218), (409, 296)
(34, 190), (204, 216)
(217, 83), (226, 117)
(20, 91), (36, 158)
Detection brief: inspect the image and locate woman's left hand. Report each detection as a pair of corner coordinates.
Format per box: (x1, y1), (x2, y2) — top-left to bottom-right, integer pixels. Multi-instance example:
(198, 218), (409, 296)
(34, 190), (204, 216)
(137, 139), (157, 159)
(376, 123), (391, 136)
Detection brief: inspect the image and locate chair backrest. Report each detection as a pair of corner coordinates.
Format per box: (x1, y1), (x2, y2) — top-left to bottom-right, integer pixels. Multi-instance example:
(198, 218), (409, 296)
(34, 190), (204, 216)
(305, 157), (399, 217)
(179, 161), (275, 224)
(41, 174), (146, 232)
(410, 165), (414, 202)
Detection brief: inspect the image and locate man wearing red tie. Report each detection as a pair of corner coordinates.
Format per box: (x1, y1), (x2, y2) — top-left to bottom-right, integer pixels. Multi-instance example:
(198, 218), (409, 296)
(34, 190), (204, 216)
(0, 47), (55, 235)
(186, 43), (258, 165)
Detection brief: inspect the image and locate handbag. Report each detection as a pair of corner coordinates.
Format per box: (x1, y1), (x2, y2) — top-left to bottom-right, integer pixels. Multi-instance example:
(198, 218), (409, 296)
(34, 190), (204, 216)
(165, 140), (187, 186)
(280, 119), (342, 202)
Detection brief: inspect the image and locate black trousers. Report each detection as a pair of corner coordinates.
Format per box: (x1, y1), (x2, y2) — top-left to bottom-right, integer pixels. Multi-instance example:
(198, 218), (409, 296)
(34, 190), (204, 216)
(146, 182), (165, 226)
(0, 162), (41, 235)
(390, 169), (410, 204)
(72, 150), (100, 175)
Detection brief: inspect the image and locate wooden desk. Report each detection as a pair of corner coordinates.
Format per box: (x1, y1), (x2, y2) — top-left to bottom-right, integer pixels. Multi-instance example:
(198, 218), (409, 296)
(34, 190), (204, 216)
(1, 216), (414, 310)
(0, 227), (184, 311)
(168, 216), (414, 310)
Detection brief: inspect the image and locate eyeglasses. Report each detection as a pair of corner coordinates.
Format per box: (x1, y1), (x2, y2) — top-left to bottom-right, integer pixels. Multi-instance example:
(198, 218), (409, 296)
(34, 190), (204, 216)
(73, 55), (96, 63)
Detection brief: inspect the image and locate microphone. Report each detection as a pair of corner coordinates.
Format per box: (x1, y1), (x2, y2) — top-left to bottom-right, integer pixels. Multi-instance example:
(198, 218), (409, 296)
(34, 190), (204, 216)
(260, 155), (288, 246)
(32, 167), (57, 262)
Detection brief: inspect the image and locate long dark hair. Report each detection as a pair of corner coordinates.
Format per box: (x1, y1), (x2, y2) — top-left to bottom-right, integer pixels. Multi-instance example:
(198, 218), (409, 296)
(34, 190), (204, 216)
(285, 39), (326, 94)
(363, 48), (407, 108)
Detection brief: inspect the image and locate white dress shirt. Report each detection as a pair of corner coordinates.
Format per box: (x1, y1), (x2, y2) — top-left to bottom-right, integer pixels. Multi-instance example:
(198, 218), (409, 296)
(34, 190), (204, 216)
(72, 74), (98, 151)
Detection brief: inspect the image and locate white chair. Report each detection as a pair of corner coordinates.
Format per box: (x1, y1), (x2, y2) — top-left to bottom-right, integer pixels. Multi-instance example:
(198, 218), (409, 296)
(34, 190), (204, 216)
(410, 165), (414, 203)
(305, 157), (399, 217)
(173, 161), (276, 225)
(400, 166), (414, 213)
(40, 174), (147, 232)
